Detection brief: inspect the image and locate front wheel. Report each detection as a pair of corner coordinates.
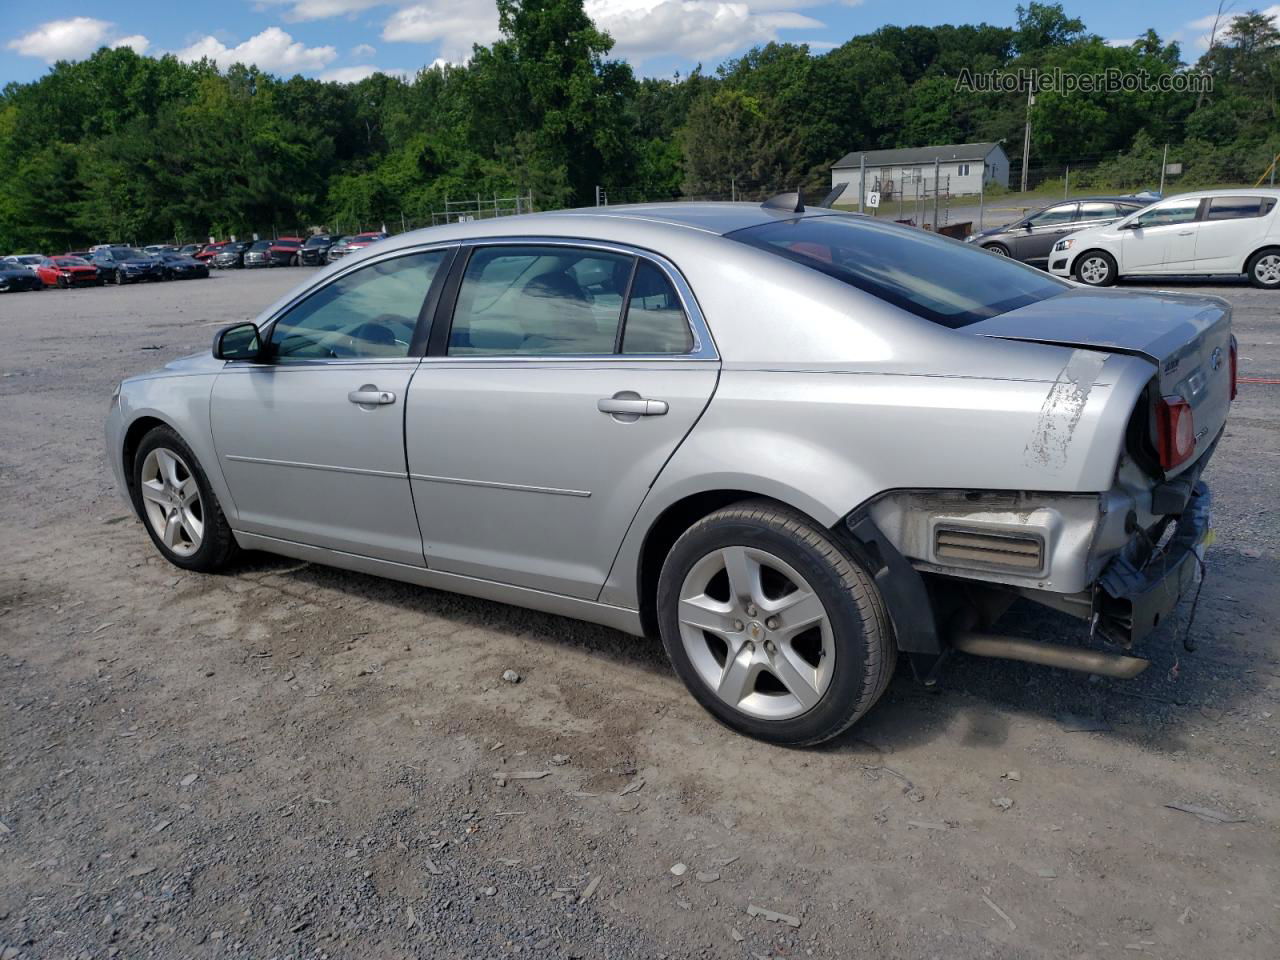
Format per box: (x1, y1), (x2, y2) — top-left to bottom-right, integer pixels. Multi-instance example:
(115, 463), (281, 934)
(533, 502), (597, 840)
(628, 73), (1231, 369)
(657, 501), (895, 746)
(131, 426), (239, 572)
(1246, 249), (1280, 289)
(1074, 251), (1118, 286)
(116, 269), (127, 285)
(983, 243), (1010, 257)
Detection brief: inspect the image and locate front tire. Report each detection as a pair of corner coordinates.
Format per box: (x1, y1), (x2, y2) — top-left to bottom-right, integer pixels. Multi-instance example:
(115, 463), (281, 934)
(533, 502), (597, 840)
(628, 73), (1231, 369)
(1246, 248), (1280, 289)
(116, 269), (127, 285)
(131, 426), (238, 572)
(657, 501), (894, 746)
(982, 243), (1011, 257)
(1074, 250), (1117, 286)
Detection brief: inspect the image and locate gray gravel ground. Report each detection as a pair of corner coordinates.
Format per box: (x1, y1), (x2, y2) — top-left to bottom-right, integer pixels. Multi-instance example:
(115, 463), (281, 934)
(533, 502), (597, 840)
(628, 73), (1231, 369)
(1, 268), (1278, 960)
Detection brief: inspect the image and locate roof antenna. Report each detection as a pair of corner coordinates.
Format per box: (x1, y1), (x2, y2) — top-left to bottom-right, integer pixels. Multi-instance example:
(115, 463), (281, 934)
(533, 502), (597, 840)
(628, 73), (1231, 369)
(817, 182), (847, 208)
(762, 189), (804, 213)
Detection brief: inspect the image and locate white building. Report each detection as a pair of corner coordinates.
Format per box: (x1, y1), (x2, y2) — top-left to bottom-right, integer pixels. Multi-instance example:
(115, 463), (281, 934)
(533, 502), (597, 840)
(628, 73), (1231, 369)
(831, 142), (1010, 200)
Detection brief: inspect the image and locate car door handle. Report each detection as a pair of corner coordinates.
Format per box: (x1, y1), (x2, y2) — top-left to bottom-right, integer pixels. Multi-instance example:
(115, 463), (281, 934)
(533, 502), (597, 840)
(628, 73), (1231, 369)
(1177, 230), (1194, 235)
(597, 397), (668, 416)
(348, 387), (396, 406)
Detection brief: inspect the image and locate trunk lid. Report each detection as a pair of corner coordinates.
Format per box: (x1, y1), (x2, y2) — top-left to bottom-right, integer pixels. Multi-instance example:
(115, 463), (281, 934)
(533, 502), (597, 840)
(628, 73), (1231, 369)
(966, 288), (1232, 477)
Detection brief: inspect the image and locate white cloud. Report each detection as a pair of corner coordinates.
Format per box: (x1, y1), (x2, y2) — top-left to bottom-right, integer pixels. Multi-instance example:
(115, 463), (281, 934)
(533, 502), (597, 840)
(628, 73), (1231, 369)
(259, 0), (393, 22)
(1177, 5), (1279, 50)
(112, 35), (151, 55)
(7, 17), (151, 63)
(591, 0), (822, 62)
(380, 0), (823, 67)
(319, 63), (414, 81)
(175, 26), (338, 73)
(382, 3), (502, 63)
(351, 42), (378, 58)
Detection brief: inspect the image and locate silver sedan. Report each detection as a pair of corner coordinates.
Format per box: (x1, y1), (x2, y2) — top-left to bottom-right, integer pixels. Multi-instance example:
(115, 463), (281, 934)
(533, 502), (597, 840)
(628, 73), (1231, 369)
(106, 199), (1234, 744)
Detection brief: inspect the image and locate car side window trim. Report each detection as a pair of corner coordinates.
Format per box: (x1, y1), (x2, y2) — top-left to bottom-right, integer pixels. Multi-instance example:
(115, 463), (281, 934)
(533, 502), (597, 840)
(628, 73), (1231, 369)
(424, 236), (717, 362)
(248, 243), (459, 364)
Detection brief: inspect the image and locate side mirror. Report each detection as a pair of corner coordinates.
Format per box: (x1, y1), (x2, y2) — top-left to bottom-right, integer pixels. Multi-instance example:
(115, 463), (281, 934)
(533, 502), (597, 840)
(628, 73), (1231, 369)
(213, 322), (263, 361)
(1022, 221), (1034, 231)
(1119, 221), (1140, 230)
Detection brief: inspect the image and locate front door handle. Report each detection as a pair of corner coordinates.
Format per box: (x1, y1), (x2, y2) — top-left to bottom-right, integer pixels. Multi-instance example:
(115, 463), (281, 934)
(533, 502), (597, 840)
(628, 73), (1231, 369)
(348, 386), (396, 406)
(598, 396), (668, 417)
(1177, 230), (1194, 236)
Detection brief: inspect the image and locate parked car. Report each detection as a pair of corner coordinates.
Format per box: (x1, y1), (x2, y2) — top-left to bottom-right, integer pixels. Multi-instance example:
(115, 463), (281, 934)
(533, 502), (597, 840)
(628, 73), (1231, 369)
(35, 255), (102, 288)
(243, 240), (273, 268)
(143, 244), (179, 256)
(176, 244), (203, 257)
(268, 237), (303, 266)
(300, 234), (335, 265)
(3, 253), (45, 271)
(212, 241), (252, 269)
(325, 236), (354, 263)
(92, 247), (164, 284)
(193, 242), (229, 263)
(153, 251), (210, 280)
(965, 196), (1151, 268)
(1050, 189), (1280, 288)
(345, 231), (387, 255)
(0, 262), (44, 292)
(105, 200), (1234, 745)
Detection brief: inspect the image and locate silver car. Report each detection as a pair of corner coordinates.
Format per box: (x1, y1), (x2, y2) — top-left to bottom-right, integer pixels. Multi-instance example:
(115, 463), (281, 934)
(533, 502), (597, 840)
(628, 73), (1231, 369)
(105, 200), (1235, 744)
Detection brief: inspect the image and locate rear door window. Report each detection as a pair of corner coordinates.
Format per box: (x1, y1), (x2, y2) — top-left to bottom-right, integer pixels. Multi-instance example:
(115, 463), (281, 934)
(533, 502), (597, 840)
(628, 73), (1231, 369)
(1078, 201), (1119, 220)
(1205, 196), (1265, 221)
(730, 215), (1067, 329)
(448, 246), (633, 356)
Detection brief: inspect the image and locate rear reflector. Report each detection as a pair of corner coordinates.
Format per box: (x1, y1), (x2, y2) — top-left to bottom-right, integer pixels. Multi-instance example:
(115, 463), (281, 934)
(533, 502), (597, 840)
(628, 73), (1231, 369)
(1155, 395), (1195, 470)
(934, 527), (1044, 573)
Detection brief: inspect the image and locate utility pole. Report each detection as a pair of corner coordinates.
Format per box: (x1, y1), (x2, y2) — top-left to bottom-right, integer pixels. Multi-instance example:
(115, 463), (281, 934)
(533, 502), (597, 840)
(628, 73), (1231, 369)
(1159, 143), (1169, 194)
(1064, 165), (1070, 199)
(858, 154), (866, 214)
(932, 157), (940, 231)
(730, 174), (737, 202)
(1020, 85), (1033, 193)
(978, 174), (985, 230)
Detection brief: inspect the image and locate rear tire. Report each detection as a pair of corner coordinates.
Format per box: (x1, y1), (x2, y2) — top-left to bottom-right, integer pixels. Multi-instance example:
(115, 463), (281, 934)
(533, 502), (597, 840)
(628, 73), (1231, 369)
(1246, 248), (1280, 289)
(131, 426), (239, 573)
(1074, 250), (1117, 286)
(657, 500), (895, 746)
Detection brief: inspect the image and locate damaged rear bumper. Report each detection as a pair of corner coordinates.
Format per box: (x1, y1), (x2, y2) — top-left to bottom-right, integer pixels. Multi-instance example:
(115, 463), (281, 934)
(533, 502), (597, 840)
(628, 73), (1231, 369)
(1096, 482), (1211, 646)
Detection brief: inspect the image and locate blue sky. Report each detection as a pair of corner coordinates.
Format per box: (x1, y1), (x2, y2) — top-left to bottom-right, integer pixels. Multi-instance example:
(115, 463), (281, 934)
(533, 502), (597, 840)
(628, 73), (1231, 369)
(2, 1), (1270, 85)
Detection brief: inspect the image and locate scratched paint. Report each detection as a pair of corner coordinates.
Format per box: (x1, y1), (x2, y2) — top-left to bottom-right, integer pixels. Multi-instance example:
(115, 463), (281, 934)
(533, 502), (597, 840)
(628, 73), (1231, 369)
(1025, 350), (1108, 472)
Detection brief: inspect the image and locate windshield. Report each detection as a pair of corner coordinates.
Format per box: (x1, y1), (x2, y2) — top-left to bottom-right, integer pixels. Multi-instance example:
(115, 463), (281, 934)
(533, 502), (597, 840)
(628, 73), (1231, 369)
(112, 248), (146, 259)
(251, 241), (271, 250)
(304, 236), (329, 247)
(274, 239), (300, 248)
(54, 256), (89, 266)
(730, 215), (1068, 329)
(15, 255), (42, 265)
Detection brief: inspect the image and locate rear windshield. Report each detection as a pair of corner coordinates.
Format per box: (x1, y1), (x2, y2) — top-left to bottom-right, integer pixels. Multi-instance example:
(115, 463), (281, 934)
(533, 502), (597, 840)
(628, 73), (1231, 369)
(730, 215), (1068, 329)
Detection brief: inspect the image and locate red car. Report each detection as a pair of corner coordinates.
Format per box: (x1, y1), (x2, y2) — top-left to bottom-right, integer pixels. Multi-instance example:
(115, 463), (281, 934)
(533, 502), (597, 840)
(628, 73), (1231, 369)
(37, 255), (103, 288)
(193, 242), (229, 263)
(267, 237), (303, 266)
(345, 231), (387, 254)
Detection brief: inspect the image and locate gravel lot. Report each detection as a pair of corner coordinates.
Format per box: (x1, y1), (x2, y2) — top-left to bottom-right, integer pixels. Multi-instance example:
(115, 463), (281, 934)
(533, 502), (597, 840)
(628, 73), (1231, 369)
(1, 268), (1278, 960)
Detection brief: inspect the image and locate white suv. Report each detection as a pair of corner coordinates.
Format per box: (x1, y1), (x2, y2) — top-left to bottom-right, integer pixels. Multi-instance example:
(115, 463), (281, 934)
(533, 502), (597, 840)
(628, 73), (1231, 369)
(1049, 188), (1280, 288)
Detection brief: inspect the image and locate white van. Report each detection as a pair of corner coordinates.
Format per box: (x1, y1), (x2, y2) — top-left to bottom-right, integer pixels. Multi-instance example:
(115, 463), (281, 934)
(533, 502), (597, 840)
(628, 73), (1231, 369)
(1048, 188), (1280, 288)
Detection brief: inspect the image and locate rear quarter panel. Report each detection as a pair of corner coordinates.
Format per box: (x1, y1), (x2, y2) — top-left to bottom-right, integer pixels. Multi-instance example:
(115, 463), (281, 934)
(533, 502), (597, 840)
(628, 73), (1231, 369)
(598, 347), (1156, 609)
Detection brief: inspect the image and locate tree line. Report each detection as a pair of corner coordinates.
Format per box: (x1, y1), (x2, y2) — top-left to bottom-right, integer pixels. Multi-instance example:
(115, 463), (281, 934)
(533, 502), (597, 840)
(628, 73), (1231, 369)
(1, 1), (1277, 250)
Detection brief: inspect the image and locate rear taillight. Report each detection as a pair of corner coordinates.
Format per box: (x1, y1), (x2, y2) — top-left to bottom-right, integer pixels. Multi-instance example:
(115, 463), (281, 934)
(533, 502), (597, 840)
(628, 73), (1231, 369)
(1229, 334), (1238, 401)
(1155, 395), (1195, 470)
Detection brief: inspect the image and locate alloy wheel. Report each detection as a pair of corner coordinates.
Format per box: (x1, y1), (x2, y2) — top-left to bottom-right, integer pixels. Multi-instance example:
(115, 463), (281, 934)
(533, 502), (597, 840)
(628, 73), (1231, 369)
(986, 245), (1009, 256)
(1078, 256), (1110, 285)
(1255, 253), (1280, 286)
(139, 447), (204, 557)
(677, 545), (834, 721)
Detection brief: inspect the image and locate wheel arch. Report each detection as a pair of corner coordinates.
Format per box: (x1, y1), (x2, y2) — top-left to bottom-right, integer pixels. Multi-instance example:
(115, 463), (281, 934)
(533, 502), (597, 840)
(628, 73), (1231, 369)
(120, 415), (171, 512)
(1072, 247), (1118, 280)
(1243, 244), (1280, 273)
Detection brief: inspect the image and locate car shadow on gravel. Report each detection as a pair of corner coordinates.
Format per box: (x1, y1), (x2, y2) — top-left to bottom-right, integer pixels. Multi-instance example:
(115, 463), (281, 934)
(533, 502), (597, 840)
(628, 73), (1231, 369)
(828, 547), (1272, 756)
(226, 546), (1271, 754)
